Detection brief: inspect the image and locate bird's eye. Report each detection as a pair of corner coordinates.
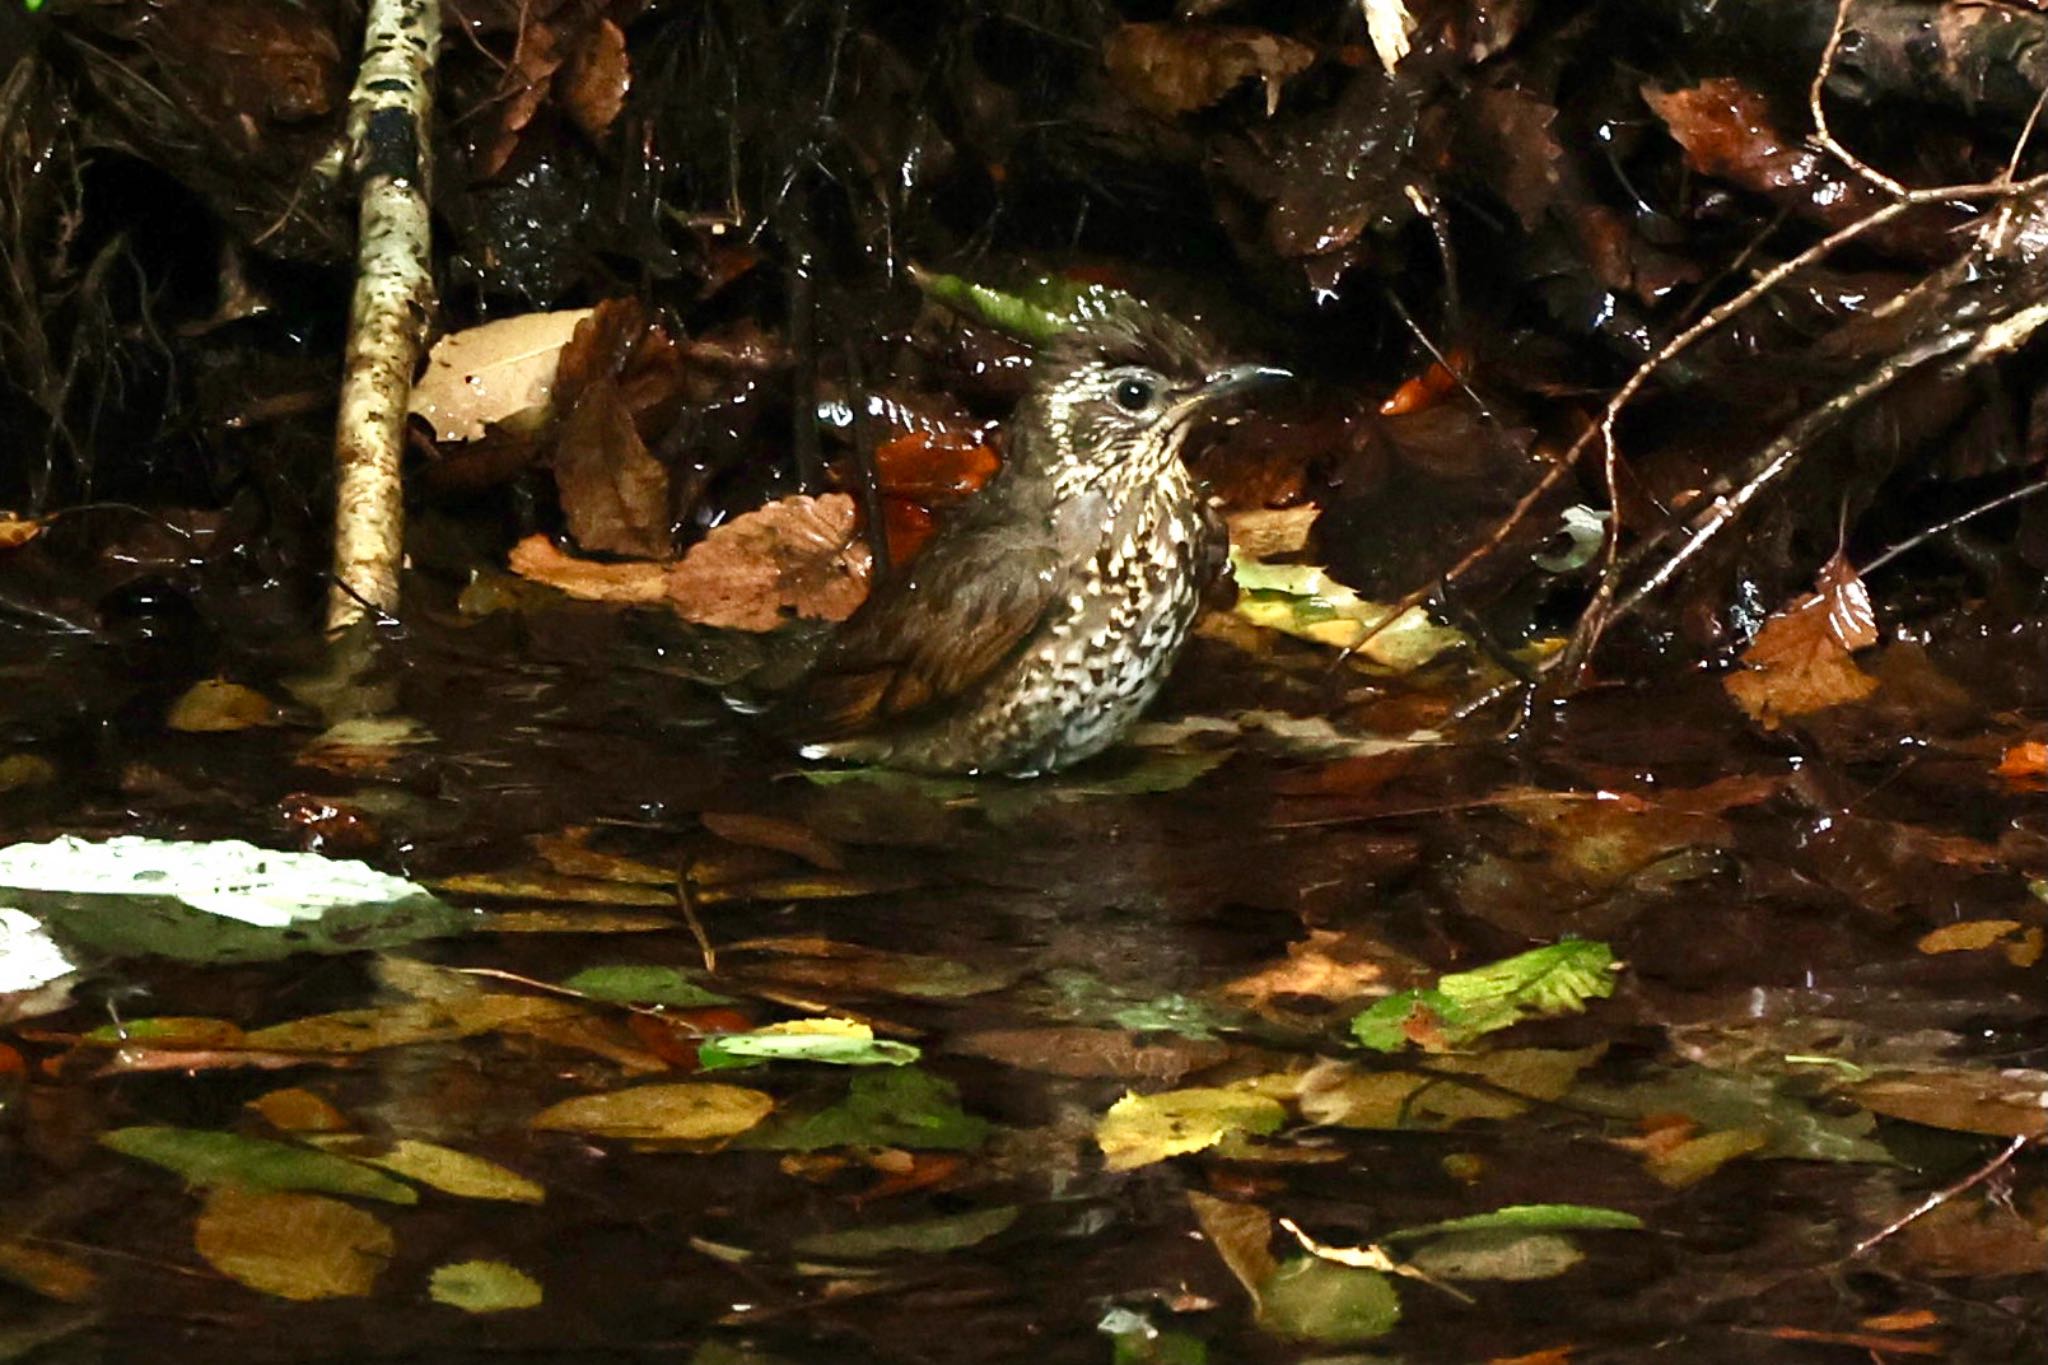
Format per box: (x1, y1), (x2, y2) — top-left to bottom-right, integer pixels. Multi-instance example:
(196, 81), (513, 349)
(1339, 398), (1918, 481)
(1113, 377), (1156, 412)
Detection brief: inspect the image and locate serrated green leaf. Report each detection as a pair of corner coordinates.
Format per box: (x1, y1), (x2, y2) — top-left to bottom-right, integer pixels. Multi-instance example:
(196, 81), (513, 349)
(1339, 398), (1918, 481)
(1351, 941), (1617, 1052)
(101, 1127), (418, 1204)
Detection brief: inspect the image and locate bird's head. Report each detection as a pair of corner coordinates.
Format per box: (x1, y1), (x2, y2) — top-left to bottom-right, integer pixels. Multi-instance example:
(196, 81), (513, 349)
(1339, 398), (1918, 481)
(1012, 308), (1290, 497)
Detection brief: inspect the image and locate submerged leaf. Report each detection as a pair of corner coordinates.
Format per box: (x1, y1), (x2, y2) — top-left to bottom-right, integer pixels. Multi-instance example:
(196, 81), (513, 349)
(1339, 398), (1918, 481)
(1256, 1254), (1402, 1343)
(1383, 1204), (1643, 1242)
(100, 1127), (418, 1204)
(1231, 550), (1468, 669)
(563, 964), (734, 1007)
(531, 1083), (774, 1142)
(428, 1260), (544, 1313)
(304, 1138), (545, 1203)
(745, 1068), (990, 1152)
(194, 1188), (394, 1300)
(793, 1205), (1018, 1259)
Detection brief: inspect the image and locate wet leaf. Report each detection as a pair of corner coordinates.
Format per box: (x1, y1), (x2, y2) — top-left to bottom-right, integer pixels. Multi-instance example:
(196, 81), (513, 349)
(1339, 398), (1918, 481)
(84, 1016), (245, 1048)
(245, 1088), (350, 1133)
(913, 269), (1139, 345)
(411, 308), (595, 443)
(531, 1082), (775, 1142)
(1351, 941), (1617, 1052)
(243, 994), (582, 1053)
(0, 1240), (98, 1303)
(723, 936), (1015, 1000)
(1383, 1204), (1644, 1242)
(1915, 920), (2044, 967)
(664, 494), (872, 630)
(428, 1259), (544, 1313)
(560, 18), (629, 139)
(563, 964), (734, 1007)
(1096, 1087), (1288, 1171)
(792, 1205), (1017, 1259)
(1231, 550), (1469, 668)
(193, 1188), (394, 1301)
(100, 1126), (418, 1204)
(1723, 554), (1881, 728)
(1850, 1069), (2048, 1139)
(1188, 1190), (1278, 1309)
(164, 679), (277, 732)
(951, 1027), (1232, 1084)
(303, 1138), (545, 1203)
(699, 1017), (920, 1070)
(1104, 22), (1315, 118)
(0, 513), (44, 549)
(0, 836), (469, 965)
(1296, 1047), (1604, 1128)
(1406, 1231), (1583, 1281)
(745, 1068), (991, 1152)
(1256, 1254), (1401, 1343)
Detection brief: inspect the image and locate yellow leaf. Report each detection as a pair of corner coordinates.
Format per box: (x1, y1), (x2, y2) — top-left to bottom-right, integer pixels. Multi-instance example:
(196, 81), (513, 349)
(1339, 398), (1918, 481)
(1096, 1087), (1287, 1171)
(193, 1187), (394, 1300)
(531, 1082), (775, 1142)
(306, 1138), (544, 1203)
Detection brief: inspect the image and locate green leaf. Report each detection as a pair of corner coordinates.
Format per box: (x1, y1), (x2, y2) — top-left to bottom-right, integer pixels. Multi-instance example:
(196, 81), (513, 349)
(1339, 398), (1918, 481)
(744, 1068), (992, 1152)
(1382, 1203), (1644, 1243)
(913, 269), (1135, 345)
(793, 1205), (1018, 1259)
(428, 1260), (543, 1313)
(699, 1018), (920, 1070)
(0, 836), (469, 965)
(1230, 549), (1470, 669)
(1351, 940), (1618, 1052)
(562, 965), (733, 1007)
(1255, 1256), (1402, 1344)
(100, 1127), (418, 1205)
(1103, 1309), (1210, 1365)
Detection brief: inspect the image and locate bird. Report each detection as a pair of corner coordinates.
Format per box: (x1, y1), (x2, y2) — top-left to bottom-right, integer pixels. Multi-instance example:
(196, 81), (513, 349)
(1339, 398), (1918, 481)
(770, 305), (1288, 776)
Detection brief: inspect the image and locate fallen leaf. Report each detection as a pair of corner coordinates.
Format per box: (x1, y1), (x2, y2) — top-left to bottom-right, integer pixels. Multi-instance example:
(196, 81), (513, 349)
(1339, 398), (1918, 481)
(1361, 0), (1416, 72)
(0, 513), (44, 549)
(697, 1017), (921, 1070)
(1851, 1068), (2048, 1138)
(743, 1067), (990, 1152)
(1096, 1087), (1288, 1171)
(553, 377), (672, 558)
(1916, 919), (2043, 967)
(243, 994), (581, 1053)
(665, 494), (872, 630)
(1996, 740), (2048, 786)
(193, 1187), (394, 1301)
(1188, 1191), (1279, 1310)
(0, 1240), (98, 1302)
(246, 1088), (351, 1133)
(1723, 553), (1880, 728)
(429, 1259), (544, 1313)
(531, 1082), (775, 1142)
(100, 1126), (418, 1203)
(950, 1027), (1232, 1084)
(1257, 1254), (1402, 1343)
(165, 678), (278, 732)
(792, 1205), (1017, 1259)
(560, 18), (629, 139)
(1105, 22), (1315, 118)
(410, 308), (595, 442)
(304, 1137), (545, 1203)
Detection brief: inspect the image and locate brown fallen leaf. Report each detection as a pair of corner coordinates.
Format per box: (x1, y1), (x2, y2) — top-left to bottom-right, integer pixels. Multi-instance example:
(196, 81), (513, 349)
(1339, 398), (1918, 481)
(1996, 739), (2048, 788)
(664, 493), (872, 630)
(506, 536), (672, 605)
(1722, 553), (1881, 728)
(701, 811), (846, 870)
(0, 1239), (99, 1303)
(1105, 22), (1315, 118)
(951, 1027), (1232, 1084)
(560, 17), (630, 140)
(1221, 929), (1425, 1014)
(1188, 1190), (1279, 1311)
(1851, 1069), (2048, 1139)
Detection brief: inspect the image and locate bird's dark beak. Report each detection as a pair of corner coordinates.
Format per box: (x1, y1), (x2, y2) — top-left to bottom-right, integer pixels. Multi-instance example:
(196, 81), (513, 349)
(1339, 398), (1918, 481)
(1195, 364), (1293, 404)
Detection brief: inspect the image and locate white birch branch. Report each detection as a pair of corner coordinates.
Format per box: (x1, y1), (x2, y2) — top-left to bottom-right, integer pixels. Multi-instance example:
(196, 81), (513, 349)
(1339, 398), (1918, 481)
(328, 0), (441, 631)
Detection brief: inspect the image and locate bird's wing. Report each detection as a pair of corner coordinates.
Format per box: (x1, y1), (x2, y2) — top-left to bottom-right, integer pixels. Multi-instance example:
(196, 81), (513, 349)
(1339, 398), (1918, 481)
(777, 493), (1093, 742)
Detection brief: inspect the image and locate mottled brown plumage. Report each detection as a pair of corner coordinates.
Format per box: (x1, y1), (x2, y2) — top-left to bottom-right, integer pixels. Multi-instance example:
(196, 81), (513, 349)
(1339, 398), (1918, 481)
(775, 309), (1285, 776)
